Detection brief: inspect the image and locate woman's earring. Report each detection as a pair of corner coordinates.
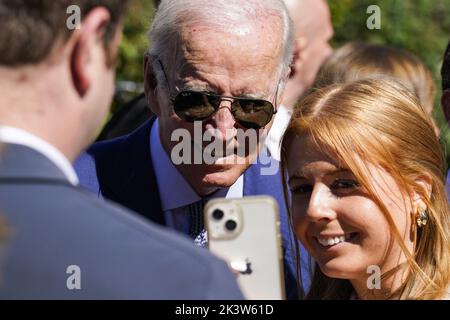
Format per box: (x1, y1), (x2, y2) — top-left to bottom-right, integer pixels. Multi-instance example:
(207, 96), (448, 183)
(416, 208), (429, 228)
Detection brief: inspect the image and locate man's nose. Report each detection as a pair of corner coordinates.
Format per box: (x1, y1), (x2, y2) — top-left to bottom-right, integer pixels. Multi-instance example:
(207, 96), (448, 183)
(207, 99), (237, 141)
(306, 184), (337, 222)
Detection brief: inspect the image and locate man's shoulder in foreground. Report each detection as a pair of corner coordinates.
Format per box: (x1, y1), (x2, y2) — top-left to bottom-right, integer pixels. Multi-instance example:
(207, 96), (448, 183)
(0, 144), (242, 299)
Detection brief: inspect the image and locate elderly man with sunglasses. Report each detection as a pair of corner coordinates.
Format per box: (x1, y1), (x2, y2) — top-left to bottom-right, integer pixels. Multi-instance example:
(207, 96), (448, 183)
(75, 0), (306, 299)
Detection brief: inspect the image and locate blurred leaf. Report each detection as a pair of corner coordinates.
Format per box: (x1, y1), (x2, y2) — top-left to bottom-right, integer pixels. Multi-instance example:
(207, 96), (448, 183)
(116, 0), (156, 83)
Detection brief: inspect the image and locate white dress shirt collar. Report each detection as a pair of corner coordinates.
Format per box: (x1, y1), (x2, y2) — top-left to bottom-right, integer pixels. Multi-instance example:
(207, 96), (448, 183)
(265, 104), (292, 161)
(0, 126), (79, 185)
(150, 119), (243, 211)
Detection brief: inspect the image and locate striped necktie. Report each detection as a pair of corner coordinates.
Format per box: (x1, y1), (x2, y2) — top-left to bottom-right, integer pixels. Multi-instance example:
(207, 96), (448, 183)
(188, 198), (208, 247)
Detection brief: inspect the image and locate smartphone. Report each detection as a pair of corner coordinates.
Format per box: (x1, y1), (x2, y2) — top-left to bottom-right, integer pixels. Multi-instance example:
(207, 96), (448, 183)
(204, 195), (285, 300)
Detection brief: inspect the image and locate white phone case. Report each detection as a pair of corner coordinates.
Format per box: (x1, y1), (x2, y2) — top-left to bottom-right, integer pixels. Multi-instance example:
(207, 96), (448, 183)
(205, 195), (285, 300)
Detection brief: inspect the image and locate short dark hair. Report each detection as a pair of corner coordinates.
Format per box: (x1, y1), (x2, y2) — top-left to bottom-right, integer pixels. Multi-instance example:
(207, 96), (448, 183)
(0, 0), (128, 66)
(442, 40), (450, 91)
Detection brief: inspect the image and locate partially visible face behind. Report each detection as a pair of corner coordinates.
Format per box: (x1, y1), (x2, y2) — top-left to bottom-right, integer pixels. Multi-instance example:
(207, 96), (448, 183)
(152, 18), (284, 195)
(286, 134), (414, 280)
(297, 0), (333, 88)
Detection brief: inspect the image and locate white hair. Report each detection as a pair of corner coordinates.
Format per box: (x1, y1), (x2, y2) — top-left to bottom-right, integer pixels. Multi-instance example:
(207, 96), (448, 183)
(148, 0), (294, 87)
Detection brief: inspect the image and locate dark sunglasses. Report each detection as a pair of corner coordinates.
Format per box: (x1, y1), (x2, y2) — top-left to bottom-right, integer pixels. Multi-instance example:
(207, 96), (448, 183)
(173, 90), (278, 129)
(155, 58), (278, 129)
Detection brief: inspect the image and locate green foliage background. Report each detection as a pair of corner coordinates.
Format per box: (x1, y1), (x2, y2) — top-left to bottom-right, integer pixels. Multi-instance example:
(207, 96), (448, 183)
(328, 0), (450, 164)
(116, 0), (155, 83)
(116, 0), (450, 163)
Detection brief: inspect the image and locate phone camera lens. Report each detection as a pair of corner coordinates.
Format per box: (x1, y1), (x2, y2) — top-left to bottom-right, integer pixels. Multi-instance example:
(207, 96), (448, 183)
(225, 220), (237, 231)
(212, 209), (224, 220)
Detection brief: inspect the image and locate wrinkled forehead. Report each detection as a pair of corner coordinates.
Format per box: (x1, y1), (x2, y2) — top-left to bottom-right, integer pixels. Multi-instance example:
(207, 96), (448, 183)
(170, 20), (283, 92)
(183, 24), (281, 67)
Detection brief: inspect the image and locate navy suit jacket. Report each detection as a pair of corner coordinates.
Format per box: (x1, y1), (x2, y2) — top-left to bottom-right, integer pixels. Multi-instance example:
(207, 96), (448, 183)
(0, 143), (243, 299)
(74, 118), (305, 299)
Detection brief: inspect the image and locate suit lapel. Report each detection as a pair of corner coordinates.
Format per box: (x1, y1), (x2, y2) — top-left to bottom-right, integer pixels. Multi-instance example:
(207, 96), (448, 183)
(243, 153), (285, 203)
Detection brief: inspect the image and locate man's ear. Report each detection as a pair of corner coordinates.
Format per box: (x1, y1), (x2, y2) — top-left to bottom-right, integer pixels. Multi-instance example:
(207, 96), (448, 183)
(288, 37), (308, 79)
(143, 54), (162, 116)
(442, 90), (450, 125)
(70, 7), (111, 97)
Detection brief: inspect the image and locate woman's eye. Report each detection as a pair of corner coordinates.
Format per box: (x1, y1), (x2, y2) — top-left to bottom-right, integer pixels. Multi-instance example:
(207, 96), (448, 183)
(331, 179), (360, 191)
(291, 184), (313, 195)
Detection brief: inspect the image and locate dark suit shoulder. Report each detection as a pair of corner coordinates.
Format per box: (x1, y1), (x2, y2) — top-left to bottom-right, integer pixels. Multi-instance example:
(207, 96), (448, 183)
(75, 121), (151, 194)
(74, 120), (165, 225)
(0, 183), (242, 299)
